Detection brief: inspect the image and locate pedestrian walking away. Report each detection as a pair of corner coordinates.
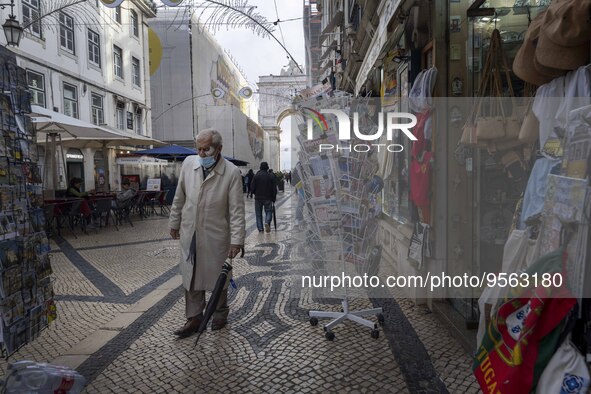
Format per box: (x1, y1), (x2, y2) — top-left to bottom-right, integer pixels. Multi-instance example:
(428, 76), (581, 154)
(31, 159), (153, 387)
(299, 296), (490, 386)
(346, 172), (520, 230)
(245, 169), (255, 198)
(169, 129), (246, 338)
(250, 161), (277, 233)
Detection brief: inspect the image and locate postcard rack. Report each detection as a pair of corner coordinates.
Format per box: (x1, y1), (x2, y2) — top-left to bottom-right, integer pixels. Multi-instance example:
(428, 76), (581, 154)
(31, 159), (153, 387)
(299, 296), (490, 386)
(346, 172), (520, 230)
(0, 47), (55, 358)
(293, 93), (385, 340)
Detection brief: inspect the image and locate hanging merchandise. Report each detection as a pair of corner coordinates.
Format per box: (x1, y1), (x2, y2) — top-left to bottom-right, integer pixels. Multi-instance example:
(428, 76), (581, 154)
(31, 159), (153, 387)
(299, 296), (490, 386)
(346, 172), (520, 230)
(537, 175), (590, 299)
(535, 0), (591, 72)
(473, 248), (576, 394)
(408, 67), (437, 113)
(411, 109), (432, 159)
(410, 151), (433, 222)
(513, 11), (560, 86)
(535, 336), (590, 394)
(517, 157), (561, 230)
(532, 81), (564, 158)
(462, 30), (521, 151)
(554, 66), (591, 137)
(408, 222), (431, 270)
(475, 30), (520, 142)
(476, 229), (534, 349)
(518, 98), (540, 144)
(564, 104), (591, 179)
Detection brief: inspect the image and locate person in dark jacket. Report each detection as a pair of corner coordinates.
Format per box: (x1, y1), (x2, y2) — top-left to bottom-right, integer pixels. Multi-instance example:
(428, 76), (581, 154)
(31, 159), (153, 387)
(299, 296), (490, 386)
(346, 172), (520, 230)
(245, 169), (255, 198)
(66, 177), (88, 198)
(250, 162), (277, 233)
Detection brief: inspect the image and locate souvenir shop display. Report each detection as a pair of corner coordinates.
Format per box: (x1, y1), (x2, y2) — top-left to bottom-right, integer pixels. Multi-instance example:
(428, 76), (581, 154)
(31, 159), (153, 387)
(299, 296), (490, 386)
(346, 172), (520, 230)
(0, 48), (54, 357)
(293, 93), (386, 341)
(406, 67), (436, 262)
(472, 2), (591, 385)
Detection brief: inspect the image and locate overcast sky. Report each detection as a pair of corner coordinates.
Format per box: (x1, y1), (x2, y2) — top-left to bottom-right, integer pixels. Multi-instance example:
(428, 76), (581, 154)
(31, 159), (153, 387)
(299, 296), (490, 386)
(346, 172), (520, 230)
(155, 0), (304, 169)
(211, 0), (304, 171)
(210, 0), (305, 84)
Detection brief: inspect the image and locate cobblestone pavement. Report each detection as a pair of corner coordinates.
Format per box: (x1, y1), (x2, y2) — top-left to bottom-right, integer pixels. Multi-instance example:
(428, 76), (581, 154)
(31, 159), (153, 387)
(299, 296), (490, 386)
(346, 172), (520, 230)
(1, 188), (480, 393)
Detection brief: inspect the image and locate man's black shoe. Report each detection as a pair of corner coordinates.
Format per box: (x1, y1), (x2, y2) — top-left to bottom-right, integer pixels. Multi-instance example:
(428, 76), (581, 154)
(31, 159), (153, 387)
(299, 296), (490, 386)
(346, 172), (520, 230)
(211, 319), (227, 331)
(173, 316), (202, 338)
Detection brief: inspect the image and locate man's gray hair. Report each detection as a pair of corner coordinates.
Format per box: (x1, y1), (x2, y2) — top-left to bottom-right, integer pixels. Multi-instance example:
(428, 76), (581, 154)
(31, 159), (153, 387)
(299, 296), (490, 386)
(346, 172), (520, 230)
(196, 129), (223, 147)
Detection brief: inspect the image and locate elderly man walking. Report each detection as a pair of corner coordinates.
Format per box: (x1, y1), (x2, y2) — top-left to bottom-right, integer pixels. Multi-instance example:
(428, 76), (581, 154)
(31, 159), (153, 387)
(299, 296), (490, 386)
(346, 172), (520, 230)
(169, 129), (245, 338)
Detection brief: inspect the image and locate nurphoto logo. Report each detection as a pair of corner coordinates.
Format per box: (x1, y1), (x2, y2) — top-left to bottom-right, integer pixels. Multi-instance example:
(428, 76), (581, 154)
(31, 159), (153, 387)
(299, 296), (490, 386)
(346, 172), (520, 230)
(304, 108), (418, 153)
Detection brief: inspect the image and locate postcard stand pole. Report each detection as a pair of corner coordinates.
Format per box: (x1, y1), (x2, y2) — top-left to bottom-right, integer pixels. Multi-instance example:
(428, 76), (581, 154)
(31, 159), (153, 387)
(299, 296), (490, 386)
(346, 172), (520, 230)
(295, 94), (384, 341)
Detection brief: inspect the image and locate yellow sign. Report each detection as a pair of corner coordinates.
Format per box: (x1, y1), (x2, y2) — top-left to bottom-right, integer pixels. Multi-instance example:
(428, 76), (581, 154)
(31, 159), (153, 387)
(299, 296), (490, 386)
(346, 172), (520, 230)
(100, 0), (124, 7)
(148, 28), (163, 76)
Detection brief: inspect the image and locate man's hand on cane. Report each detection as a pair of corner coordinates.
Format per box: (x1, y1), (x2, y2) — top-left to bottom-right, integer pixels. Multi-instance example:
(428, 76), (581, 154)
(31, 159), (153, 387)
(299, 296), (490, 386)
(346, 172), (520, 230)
(228, 244), (243, 259)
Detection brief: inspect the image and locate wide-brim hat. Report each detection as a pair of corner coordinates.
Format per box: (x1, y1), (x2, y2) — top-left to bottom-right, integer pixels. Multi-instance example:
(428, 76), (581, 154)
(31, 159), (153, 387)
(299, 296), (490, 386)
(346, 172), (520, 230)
(513, 11), (558, 86)
(536, 0), (591, 71)
(536, 31), (590, 71)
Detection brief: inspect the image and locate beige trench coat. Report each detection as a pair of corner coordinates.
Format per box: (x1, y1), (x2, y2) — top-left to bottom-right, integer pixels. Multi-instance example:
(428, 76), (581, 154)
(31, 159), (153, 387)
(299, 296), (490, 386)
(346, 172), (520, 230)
(169, 156), (245, 291)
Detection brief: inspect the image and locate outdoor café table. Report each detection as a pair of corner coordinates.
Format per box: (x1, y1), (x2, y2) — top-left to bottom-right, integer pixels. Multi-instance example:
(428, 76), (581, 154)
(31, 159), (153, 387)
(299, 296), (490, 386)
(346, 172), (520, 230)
(43, 198), (92, 236)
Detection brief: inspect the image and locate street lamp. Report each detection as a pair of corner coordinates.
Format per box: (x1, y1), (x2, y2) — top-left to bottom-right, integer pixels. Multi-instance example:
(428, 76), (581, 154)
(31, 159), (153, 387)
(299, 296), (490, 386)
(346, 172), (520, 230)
(1, 1), (23, 47)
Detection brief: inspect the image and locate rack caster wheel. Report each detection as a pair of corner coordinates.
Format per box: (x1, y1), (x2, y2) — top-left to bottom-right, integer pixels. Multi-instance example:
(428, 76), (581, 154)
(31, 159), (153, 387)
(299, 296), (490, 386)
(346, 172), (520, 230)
(325, 331), (335, 341)
(309, 317), (318, 326)
(371, 329), (380, 339)
(377, 313), (385, 326)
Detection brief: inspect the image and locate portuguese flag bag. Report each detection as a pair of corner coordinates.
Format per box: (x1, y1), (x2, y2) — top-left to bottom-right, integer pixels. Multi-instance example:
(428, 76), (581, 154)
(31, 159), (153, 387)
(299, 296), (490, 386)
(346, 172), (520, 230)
(473, 248), (576, 393)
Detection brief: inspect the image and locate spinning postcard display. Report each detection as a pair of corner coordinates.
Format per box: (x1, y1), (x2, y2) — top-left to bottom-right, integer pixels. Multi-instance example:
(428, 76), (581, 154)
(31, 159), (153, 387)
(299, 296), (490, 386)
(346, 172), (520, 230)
(293, 93), (387, 340)
(0, 47), (54, 357)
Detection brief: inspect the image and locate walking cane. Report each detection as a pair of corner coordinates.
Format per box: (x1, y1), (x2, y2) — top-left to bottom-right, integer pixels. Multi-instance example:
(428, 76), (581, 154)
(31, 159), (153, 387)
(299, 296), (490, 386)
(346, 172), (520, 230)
(272, 202), (277, 231)
(194, 247), (244, 346)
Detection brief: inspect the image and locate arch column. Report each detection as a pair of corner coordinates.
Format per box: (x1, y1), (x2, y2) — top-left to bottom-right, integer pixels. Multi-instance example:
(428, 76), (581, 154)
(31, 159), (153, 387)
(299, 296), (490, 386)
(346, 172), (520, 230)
(264, 126), (281, 171)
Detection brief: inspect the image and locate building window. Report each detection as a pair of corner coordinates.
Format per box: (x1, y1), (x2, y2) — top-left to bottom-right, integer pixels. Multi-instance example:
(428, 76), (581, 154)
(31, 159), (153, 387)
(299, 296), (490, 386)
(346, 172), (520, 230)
(22, 0), (41, 38)
(114, 6), (122, 24)
(91, 93), (104, 125)
(135, 108), (143, 135)
(113, 45), (123, 79)
(26, 70), (45, 107)
(132, 57), (141, 87)
(130, 10), (139, 37)
(59, 12), (75, 54)
(116, 101), (125, 130)
(63, 83), (78, 118)
(126, 111), (133, 130)
(88, 29), (101, 67)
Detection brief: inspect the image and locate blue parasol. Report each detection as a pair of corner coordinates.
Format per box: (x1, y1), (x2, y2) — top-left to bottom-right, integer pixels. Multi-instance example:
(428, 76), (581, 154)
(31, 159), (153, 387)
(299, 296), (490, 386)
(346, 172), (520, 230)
(134, 145), (249, 166)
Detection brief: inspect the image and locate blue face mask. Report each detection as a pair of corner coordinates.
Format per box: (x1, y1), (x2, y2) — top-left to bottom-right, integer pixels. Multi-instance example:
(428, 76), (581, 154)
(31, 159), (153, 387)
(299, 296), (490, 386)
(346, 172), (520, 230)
(200, 155), (216, 168)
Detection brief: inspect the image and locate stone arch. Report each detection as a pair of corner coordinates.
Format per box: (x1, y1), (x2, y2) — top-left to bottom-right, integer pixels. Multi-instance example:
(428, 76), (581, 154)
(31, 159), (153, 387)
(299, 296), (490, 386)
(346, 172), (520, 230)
(257, 73), (307, 170)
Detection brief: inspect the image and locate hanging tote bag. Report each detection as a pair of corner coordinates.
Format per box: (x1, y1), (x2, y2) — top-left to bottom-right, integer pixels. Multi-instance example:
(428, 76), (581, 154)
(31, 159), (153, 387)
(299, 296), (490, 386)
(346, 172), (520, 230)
(474, 30), (522, 143)
(473, 248), (576, 394)
(535, 336), (590, 394)
(518, 99), (541, 144)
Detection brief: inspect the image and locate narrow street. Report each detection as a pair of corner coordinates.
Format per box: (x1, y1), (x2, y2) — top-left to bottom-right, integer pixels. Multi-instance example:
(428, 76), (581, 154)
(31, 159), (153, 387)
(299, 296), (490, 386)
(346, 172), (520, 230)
(1, 187), (478, 393)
